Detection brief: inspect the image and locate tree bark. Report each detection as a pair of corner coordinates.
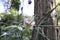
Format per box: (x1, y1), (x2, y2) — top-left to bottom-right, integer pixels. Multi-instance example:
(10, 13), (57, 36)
(32, 0), (57, 40)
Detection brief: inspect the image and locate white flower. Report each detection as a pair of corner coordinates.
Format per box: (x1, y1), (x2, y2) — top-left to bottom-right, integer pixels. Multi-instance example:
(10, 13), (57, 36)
(18, 27), (23, 31)
(2, 32), (7, 36)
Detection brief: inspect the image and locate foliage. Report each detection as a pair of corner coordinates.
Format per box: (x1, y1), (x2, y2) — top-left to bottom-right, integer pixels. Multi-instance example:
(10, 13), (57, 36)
(11, 0), (20, 10)
(57, 6), (60, 21)
(0, 26), (32, 40)
(56, 0), (60, 26)
(0, 9), (33, 40)
(0, 10), (23, 26)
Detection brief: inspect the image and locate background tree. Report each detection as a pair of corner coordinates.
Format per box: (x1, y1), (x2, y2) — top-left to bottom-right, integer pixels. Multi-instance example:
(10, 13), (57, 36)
(32, 0), (57, 40)
(11, 0), (20, 10)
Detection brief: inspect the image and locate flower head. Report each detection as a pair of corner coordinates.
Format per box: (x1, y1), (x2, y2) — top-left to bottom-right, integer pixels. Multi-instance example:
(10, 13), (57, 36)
(31, 21), (35, 26)
(18, 27), (23, 31)
(24, 18), (30, 24)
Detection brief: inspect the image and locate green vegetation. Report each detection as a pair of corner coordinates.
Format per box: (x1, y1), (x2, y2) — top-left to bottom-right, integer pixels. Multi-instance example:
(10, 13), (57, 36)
(0, 9), (32, 40)
(0, 0), (60, 40)
(11, 0), (20, 10)
(56, 0), (60, 26)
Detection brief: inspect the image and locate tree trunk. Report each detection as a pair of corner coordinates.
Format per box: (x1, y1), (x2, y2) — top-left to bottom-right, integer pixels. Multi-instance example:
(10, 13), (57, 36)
(32, 0), (57, 40)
